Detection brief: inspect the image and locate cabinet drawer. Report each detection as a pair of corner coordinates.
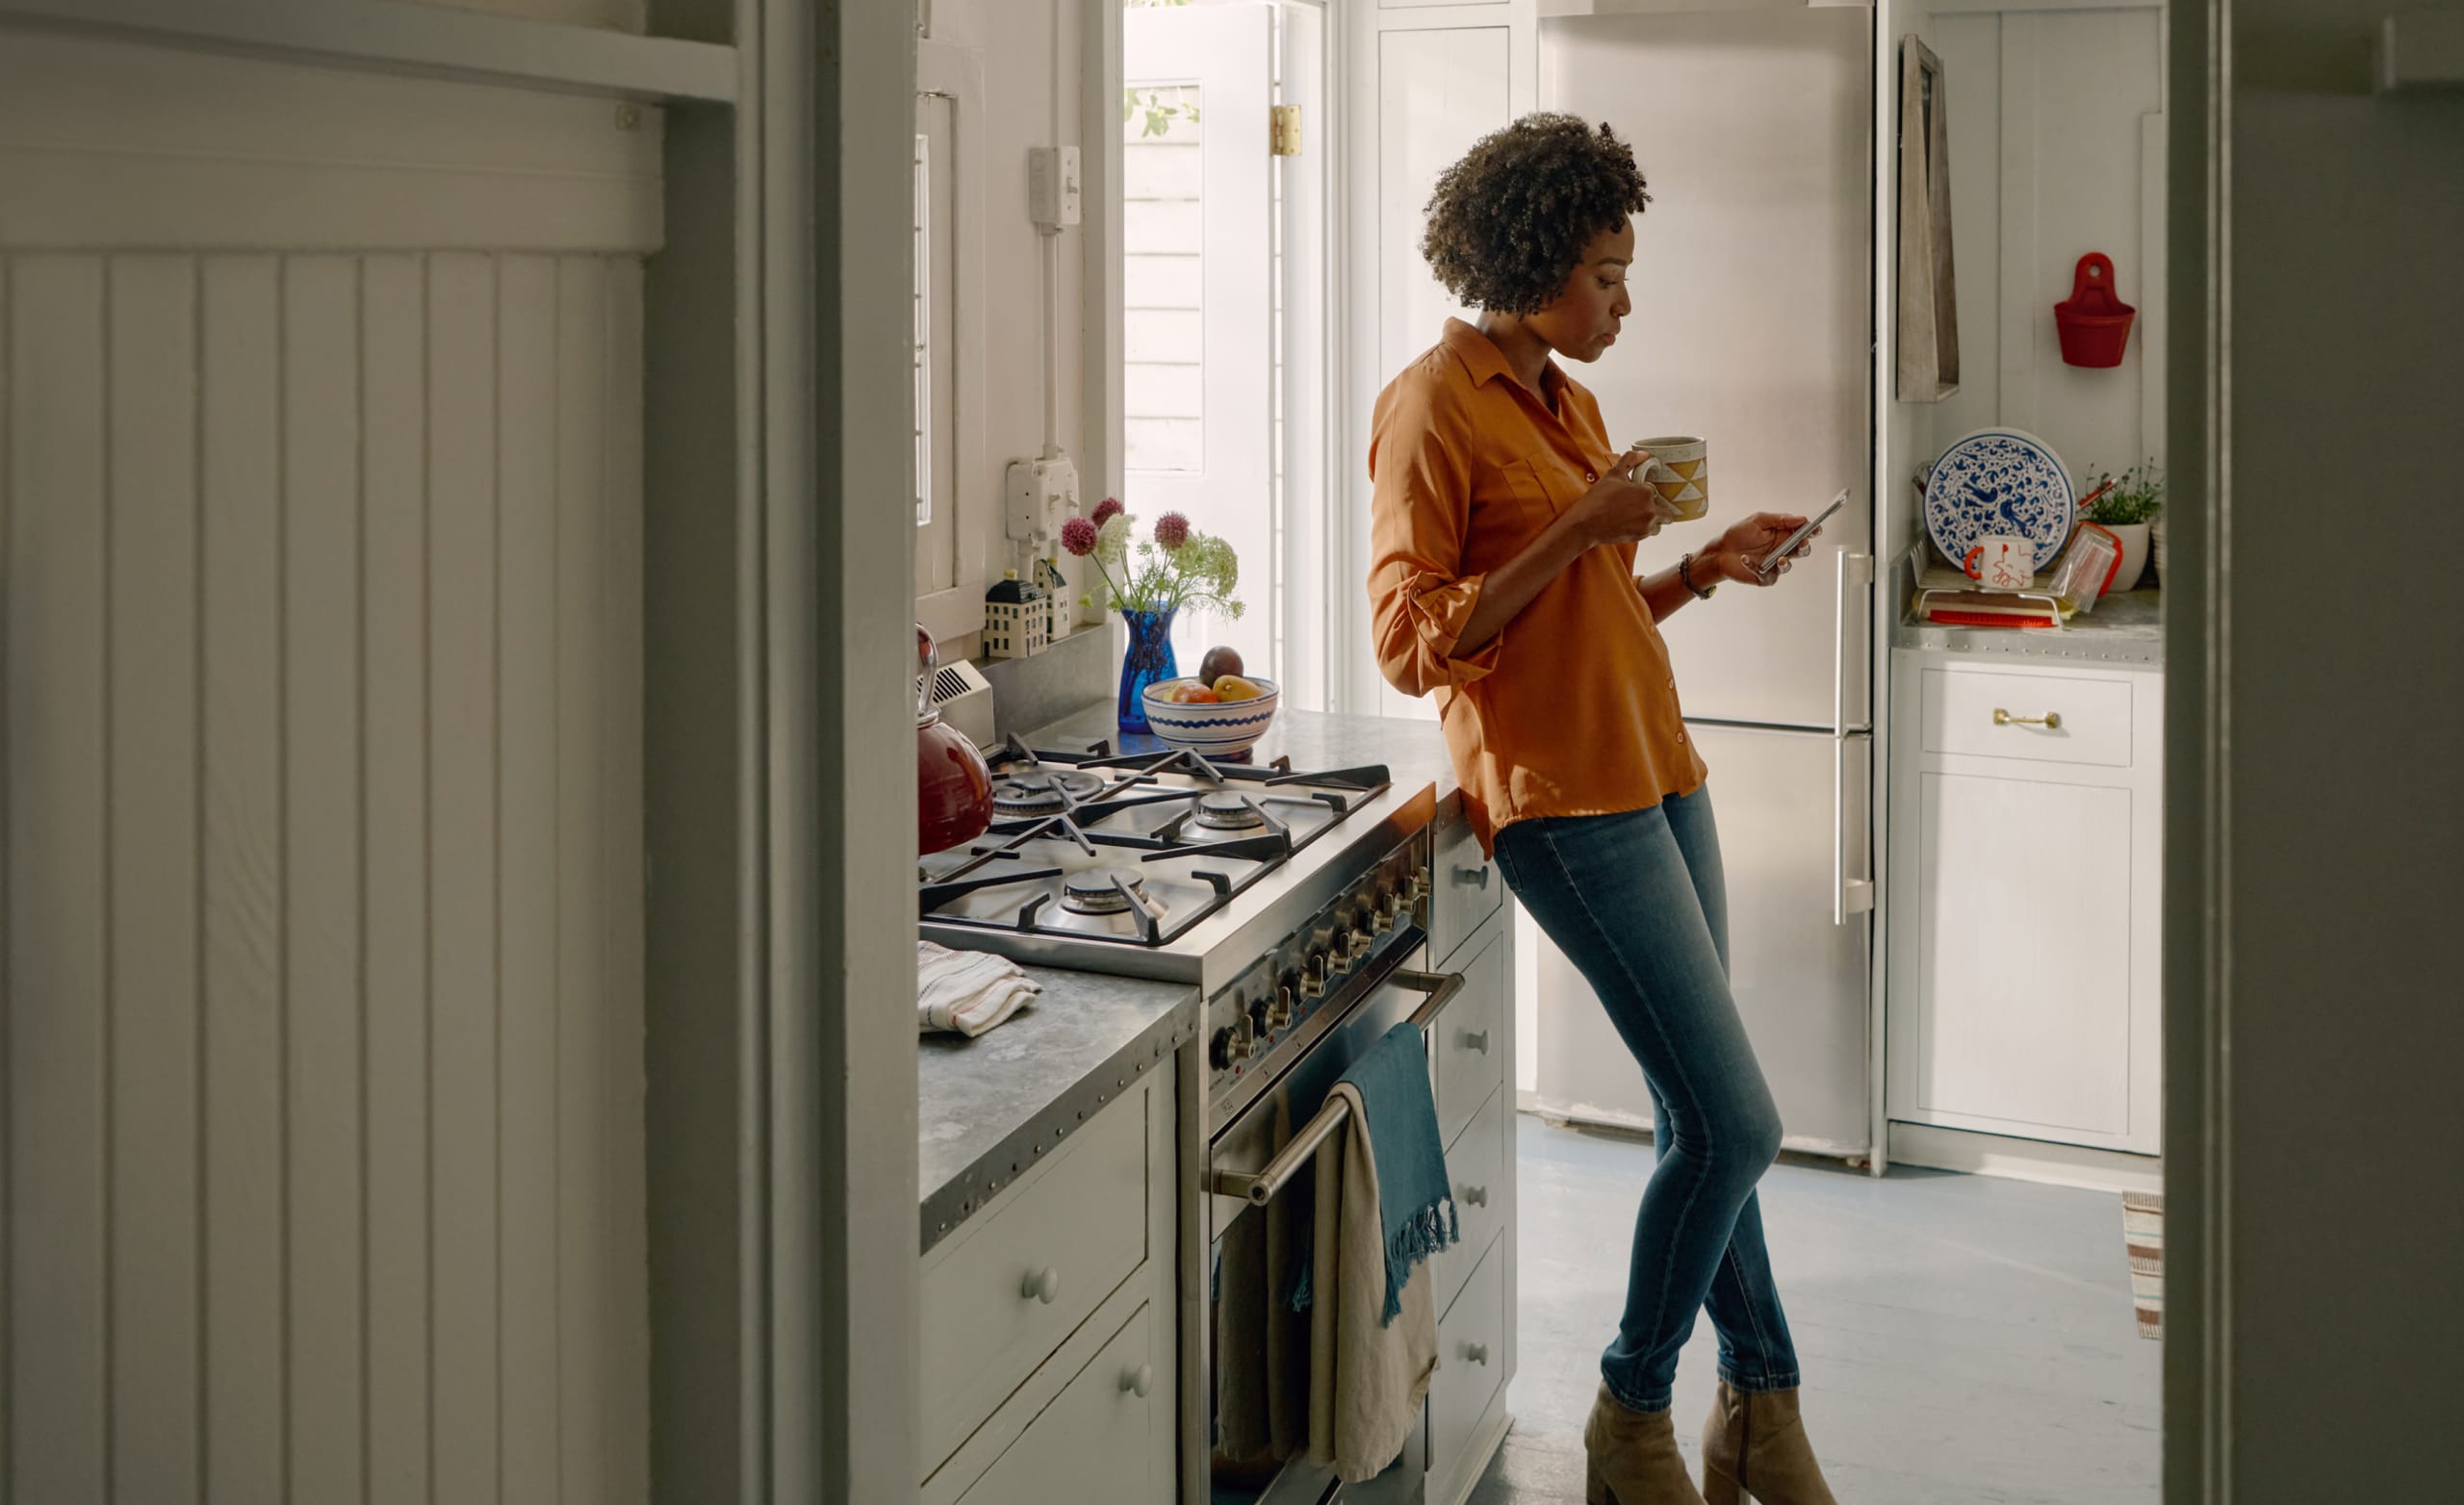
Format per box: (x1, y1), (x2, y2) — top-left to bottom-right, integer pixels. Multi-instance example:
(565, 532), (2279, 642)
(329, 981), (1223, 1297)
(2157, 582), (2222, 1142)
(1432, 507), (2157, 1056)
(1429, 811), (1502, 965)
(955, 1303), (1162, 1505)
(1922, 667), (2134, 768)
(1429, 1085), (1505, 1320)
(919, 1082), (1150, 1471)
(1433, 928), (1506, 1147)
(1427, 1235), (1505, 1492)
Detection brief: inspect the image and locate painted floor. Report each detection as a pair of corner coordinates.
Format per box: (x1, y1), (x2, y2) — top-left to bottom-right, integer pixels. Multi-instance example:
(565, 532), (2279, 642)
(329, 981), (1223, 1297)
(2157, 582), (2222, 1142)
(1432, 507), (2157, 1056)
(1464, 1116), (2161, 1505)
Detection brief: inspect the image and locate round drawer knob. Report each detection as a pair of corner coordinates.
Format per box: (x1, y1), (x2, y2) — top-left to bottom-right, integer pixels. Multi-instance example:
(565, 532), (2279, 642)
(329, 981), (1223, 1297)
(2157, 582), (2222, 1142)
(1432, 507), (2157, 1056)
(1455, 865), (1491, 890)
(1460, 1030), (1490, 1056)
(1464, 1342), (1490, 1366)
(1022, 1267), (1061, 1305)
(1462, 1185), (1489, 1208)
(1121, 1363), (1156, 1398)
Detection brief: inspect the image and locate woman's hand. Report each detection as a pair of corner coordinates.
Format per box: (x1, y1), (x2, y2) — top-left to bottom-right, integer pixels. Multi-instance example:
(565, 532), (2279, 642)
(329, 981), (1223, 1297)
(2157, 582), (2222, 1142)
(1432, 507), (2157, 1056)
(1702, 512), (1820, 587)
(1569, 447), (1680, 547)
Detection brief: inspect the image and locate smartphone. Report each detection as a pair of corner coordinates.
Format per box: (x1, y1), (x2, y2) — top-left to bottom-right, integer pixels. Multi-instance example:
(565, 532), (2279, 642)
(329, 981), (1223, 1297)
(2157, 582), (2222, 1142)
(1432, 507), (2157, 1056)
(1755, 489), (1850, 580)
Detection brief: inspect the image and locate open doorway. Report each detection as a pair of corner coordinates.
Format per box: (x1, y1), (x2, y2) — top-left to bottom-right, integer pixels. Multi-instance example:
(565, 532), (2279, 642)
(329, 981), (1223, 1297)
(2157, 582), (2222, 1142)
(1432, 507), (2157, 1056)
(1120, 0), (1329, 707)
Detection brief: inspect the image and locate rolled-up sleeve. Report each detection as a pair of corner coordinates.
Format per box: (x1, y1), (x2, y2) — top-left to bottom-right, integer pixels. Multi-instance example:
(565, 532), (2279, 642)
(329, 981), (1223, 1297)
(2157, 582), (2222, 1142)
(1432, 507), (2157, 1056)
(1367, 376), (1502, 698)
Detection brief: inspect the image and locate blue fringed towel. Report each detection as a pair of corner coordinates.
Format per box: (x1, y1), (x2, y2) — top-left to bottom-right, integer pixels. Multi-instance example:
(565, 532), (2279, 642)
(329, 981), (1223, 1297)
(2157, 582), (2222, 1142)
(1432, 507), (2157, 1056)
(1340, 1021), (1460, 1326)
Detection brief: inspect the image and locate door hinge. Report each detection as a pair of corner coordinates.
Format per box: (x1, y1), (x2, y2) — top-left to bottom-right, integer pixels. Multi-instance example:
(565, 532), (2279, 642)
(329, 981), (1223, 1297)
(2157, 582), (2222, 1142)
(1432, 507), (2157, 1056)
(1844, 879), (1876, 915)
(1270, 105), (1302, 157)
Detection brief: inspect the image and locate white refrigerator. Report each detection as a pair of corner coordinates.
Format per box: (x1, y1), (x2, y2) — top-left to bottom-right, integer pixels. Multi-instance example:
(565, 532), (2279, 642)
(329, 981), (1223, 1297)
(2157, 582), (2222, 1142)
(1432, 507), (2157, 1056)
(1528, 6), (1878, 1157)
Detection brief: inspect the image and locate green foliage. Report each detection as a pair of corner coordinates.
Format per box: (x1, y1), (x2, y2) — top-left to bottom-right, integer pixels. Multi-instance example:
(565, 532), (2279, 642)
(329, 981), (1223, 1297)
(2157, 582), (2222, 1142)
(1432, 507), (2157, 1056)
(1083, 511), (1245, 621)
(1122, 85), (1200, 139)
(2087, 458), (2165, 526)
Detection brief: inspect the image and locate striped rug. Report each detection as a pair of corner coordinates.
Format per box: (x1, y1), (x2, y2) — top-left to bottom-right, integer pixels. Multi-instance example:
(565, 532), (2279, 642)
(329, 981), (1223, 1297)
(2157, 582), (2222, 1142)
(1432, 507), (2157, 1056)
(2121, 1191), (2164, 1339)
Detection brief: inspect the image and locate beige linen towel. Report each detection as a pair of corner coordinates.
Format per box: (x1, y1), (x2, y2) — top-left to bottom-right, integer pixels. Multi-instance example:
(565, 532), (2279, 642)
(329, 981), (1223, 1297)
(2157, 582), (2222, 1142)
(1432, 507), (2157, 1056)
(1306, 1081), (1439, 1484)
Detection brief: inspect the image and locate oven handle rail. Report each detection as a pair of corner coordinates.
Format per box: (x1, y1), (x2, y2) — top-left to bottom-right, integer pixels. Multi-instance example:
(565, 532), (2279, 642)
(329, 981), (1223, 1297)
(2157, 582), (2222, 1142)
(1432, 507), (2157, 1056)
(1206, 968), (1466, 1207)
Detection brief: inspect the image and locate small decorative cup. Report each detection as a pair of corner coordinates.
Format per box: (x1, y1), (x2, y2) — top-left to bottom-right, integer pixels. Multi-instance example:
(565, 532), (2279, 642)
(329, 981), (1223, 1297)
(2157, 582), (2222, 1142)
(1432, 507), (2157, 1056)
(1964, 534), (2036, 590)
(1630, 436), (1709, 520)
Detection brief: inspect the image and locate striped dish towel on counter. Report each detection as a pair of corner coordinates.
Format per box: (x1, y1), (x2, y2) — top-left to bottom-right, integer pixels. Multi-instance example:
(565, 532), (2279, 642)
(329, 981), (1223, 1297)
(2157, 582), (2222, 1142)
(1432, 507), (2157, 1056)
(917, 940), (1041, 1036)
(2121, 1191), (2164, 1339)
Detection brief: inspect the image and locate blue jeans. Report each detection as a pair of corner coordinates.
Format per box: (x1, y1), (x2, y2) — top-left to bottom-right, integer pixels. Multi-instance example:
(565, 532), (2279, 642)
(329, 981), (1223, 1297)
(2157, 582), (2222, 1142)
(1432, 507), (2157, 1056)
(1493, 787), (1801, 1413)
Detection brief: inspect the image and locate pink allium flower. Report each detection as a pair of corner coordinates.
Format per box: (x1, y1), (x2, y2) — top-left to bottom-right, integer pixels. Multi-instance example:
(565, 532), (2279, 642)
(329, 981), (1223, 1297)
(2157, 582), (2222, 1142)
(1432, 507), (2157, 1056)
(1091, 497), (1125, 526)
(1060, 515), (1099, 556)
(1153, 511), (1192, 550)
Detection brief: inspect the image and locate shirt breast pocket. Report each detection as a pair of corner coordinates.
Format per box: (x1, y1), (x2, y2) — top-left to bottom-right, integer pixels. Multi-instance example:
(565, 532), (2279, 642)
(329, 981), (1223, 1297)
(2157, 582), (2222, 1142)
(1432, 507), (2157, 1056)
(1495, 451), (1586, 523)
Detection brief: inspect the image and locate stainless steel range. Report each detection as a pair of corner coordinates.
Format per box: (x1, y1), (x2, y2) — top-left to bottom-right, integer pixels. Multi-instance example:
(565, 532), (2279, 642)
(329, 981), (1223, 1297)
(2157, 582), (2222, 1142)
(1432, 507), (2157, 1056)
(920, 736), (1455, 1501)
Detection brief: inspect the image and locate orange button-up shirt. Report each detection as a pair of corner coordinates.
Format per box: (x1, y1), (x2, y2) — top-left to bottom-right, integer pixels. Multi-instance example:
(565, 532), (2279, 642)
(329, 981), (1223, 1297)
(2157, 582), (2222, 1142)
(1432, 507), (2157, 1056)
(1368, 319), (1707, 854)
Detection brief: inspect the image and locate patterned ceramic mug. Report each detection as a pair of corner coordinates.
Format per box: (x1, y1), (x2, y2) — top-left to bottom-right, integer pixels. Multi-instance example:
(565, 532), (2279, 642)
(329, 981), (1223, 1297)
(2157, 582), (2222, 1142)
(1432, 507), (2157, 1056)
(1630, 436), (1709, 521)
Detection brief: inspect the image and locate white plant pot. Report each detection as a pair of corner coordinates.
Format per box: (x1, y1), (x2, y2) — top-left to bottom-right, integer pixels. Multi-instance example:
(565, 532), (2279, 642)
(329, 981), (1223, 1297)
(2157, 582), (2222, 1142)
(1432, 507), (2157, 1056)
(2103, 522), (2151, 594)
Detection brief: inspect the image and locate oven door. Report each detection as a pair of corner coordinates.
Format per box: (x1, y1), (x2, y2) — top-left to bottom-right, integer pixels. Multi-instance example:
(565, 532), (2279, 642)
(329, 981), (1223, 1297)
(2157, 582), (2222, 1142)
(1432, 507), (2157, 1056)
(1203, 942), (1465, 1504)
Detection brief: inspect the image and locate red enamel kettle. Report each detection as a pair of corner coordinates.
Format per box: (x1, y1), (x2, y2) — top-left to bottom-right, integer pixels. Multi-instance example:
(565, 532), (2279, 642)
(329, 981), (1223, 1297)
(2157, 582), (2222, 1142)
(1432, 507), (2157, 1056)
(916, 624), (995, 854)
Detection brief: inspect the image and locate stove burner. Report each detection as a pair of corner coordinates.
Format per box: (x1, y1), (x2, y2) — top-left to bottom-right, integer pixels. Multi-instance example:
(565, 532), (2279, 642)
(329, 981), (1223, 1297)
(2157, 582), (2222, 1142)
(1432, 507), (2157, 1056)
(1194, 792), (1266, 830)
(1061, 867), (1148, 916)
(993, 769), (1105, 816)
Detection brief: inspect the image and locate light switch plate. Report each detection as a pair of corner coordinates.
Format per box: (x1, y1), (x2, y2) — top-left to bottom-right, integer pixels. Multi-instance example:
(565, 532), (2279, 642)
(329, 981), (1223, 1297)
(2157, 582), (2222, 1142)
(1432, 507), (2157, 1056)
(1028, 145), (1081, 228)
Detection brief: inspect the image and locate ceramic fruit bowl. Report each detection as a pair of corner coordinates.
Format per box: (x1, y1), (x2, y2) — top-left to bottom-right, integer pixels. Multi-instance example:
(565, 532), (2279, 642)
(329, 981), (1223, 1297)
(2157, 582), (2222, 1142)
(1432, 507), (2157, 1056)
(1141, 677), (1281, 759)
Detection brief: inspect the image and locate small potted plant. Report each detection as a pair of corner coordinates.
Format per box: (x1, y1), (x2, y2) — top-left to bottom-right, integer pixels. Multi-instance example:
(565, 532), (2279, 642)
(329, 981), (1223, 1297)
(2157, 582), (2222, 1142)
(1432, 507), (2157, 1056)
(2084, 459), (2164, 594)
(1062, 498), (1244, 733)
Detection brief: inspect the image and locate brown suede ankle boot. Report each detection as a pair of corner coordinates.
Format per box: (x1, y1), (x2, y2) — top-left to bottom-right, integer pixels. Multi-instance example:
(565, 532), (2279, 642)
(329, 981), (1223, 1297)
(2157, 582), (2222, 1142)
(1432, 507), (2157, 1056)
(1699, 1381), (1838, 1505)
(1583, 1382), (1707, 1505)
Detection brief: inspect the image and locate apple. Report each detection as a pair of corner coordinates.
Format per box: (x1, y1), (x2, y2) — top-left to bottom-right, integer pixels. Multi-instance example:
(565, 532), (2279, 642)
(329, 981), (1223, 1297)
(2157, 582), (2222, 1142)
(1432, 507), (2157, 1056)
(1174, 685), (1220, 704)
(1197, 646), (1245, 685)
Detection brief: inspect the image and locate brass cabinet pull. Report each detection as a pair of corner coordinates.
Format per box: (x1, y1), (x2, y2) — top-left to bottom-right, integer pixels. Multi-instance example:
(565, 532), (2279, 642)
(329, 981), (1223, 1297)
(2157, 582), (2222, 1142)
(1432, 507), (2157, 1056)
(1993, 707), (2063, 729)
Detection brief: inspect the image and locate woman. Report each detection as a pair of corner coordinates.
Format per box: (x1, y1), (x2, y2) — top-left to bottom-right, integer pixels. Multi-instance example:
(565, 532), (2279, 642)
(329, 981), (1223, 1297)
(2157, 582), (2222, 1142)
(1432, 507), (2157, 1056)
(1367, 115), (1840, 1505)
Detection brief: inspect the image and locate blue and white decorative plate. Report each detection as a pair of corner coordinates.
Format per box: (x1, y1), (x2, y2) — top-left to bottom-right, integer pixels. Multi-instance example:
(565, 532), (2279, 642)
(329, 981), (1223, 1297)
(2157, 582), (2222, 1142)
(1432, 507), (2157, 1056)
(1923, 428), (2076, 573)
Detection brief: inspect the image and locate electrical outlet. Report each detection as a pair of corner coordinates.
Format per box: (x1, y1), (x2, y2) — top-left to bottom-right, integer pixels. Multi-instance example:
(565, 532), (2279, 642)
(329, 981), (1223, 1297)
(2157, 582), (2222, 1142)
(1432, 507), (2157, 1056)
(1028, 145), (1081, 229)
(1005, 454), (1080, 543)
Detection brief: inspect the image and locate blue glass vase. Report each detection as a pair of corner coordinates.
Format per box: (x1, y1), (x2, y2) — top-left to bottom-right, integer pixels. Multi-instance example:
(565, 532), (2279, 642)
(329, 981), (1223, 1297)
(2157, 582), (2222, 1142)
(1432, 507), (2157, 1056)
(1116, 607), (1179, 734)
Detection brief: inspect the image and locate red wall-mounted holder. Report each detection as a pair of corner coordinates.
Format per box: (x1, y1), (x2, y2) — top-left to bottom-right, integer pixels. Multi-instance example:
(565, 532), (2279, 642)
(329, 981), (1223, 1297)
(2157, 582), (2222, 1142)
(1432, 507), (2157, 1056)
(2055, 252), (2136, 368)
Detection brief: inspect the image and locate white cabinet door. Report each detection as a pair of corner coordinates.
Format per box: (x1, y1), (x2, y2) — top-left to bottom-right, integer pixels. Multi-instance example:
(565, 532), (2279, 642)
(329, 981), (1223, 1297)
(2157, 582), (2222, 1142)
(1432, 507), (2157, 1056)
(1887, 652), (2164, 1155)
(956, 1303), (1162, 1505)
(1906, 771), (2135, 1138)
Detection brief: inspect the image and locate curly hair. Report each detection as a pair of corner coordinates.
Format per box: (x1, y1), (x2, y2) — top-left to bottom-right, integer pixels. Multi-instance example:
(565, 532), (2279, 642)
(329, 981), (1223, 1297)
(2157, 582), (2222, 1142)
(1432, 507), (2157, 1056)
(1420, 114), (1652, 317)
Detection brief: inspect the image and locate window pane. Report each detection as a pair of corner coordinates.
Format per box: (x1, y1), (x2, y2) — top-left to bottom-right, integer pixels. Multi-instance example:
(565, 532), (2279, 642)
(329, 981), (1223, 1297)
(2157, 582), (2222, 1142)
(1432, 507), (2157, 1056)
(1122, 83), (1202, 474)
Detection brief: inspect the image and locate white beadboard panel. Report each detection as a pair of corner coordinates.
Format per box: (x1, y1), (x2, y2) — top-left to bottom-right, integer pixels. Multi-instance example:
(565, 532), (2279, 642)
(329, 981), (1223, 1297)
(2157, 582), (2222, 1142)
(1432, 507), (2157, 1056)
(105, 252), (204, 1505)
(0, 33), (664, 253)
(281, 253), (366, 1505)
(427, 249), (503, 1505)
(361, 251), (436, 1505)
(424, 0), (649, 29)
(499, 251), (563, 1505)
(1917, 6), (2165, 476)
(597, 255), (651, 1504)
(6, 253), (110, 1505)
(1, 249), (648, 1504)
(200, 252), (289, 1505)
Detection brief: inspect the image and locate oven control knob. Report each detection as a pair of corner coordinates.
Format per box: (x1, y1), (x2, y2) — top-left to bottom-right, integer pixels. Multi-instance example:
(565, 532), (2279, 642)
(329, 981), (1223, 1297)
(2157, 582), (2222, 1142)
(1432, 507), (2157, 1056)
(1373, 889), (1398, 931)
(1267, 984), (1296, 1030)
(1303, 952), (1329, 997)
(1348, 928), (1374, 962)
(1211, 1023), (1254, 1069)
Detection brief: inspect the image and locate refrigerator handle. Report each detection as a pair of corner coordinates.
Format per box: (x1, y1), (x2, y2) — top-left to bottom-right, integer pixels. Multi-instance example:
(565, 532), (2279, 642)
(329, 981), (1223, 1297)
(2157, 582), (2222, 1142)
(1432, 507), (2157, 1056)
(1833, 548), (1875, 926)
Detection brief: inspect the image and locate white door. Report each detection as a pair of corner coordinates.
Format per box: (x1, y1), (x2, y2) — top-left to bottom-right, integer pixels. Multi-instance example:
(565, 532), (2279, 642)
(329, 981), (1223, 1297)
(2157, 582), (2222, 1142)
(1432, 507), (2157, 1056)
(1123, 4), (1275, 680)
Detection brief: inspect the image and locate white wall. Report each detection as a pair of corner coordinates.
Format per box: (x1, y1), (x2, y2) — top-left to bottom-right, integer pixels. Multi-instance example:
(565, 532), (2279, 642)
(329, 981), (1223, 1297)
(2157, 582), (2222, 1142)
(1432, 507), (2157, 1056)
(919, 0), (1090, 660)
(0, 38), (652, 1505)
(1887, 2), (2167, 558)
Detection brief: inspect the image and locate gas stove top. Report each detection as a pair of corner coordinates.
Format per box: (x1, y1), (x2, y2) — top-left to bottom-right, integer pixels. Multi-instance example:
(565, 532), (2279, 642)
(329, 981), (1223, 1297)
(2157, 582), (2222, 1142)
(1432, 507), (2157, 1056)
(921, 736), (1389, 943)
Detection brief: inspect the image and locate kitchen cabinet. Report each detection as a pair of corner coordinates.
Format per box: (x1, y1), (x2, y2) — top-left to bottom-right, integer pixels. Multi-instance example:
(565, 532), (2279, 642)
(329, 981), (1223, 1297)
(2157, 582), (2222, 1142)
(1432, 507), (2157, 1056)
(1419, 804), (1518, 1505)
(919, 1069), (1177, 1503)
(1886, 651), (2163, 1155)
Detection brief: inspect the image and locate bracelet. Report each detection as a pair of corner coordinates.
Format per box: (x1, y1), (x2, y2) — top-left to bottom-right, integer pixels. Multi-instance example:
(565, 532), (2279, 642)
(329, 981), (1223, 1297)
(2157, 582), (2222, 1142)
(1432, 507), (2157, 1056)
(1680, 552), (1719, 599)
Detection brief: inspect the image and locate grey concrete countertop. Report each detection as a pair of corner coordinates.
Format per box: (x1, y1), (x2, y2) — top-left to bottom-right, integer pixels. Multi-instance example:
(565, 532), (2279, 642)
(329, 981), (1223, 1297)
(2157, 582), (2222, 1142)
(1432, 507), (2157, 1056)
(1020, 702), (1465, 813)
(917, 964), (1198, 1253)
(1894, 587), (2168, 667)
